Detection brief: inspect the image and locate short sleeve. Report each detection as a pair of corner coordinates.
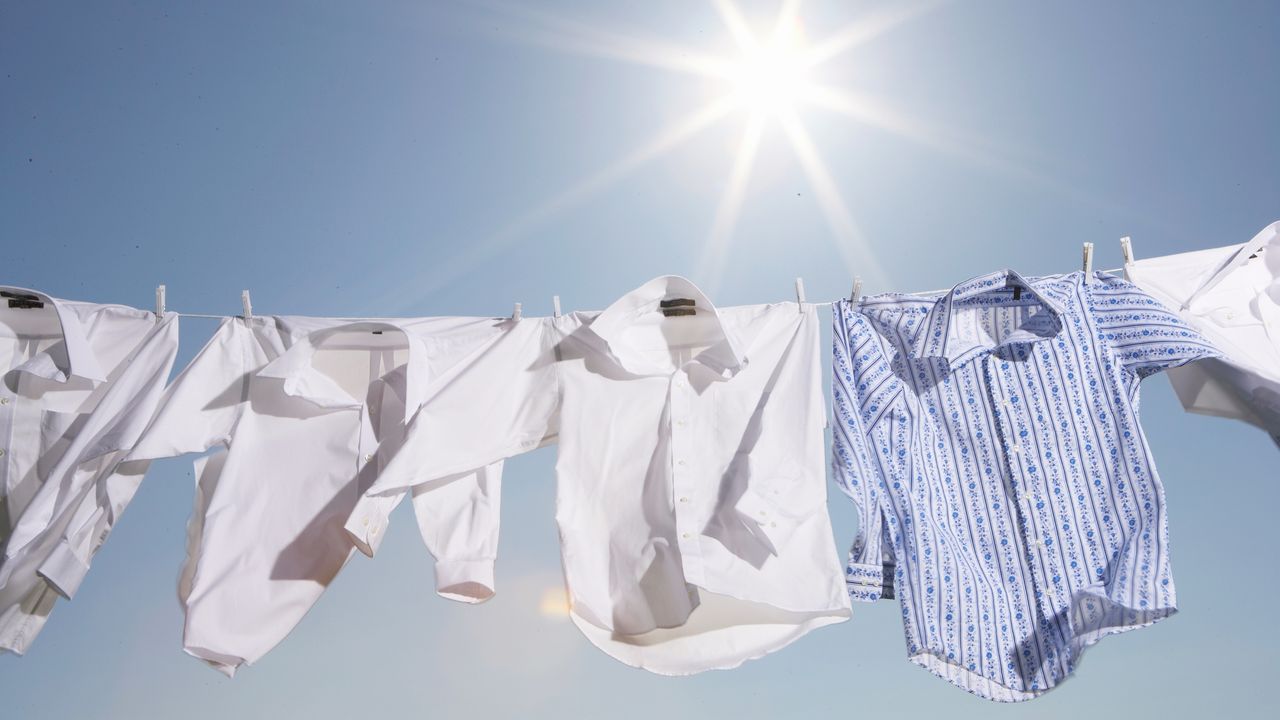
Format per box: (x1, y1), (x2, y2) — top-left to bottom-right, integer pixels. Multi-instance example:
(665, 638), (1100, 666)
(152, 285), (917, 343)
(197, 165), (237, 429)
(365, 316), (561, 496)
(831, 302), (899, 602)
(128, 318), (252, 460)
(1086, 274), (1221, 378)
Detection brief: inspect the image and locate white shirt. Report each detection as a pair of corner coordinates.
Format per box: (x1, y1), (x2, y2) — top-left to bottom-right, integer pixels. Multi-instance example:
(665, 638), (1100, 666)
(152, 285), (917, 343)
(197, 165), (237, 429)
(128, 314), (508, 676)
(1125, 221), (1280, 445)
(356, 276), (851, 675)
(1, 287), (179, 654)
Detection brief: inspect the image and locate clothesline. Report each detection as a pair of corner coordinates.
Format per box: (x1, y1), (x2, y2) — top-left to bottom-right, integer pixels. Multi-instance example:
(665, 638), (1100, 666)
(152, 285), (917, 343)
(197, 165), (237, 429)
(813, 265), (1126, 306)
(159, 267), (1129, 321)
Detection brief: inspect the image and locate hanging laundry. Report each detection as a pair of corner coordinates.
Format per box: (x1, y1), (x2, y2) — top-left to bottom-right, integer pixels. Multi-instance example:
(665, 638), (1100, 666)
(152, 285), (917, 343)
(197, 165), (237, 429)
(354, 275), (851, 675)
(1125, 221), (1280, 446)
(0, 286), (179, 654)
(831, 270), (1219, 702)
(126, 315), (507, 676)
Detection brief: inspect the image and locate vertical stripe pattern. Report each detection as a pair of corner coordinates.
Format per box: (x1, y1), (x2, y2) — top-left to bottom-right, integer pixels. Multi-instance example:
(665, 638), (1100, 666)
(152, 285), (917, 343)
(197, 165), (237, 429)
(831, 270), (1220, 702)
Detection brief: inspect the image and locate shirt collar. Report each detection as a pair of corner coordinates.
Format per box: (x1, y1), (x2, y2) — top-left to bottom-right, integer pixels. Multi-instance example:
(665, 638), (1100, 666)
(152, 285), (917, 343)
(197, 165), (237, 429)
(256, 320), (431, 423)
(587, 275), (748, 380)
(1185, 220), (1280, 312)
(911, 269), (1066, 367)
(3, 286), (108, 385)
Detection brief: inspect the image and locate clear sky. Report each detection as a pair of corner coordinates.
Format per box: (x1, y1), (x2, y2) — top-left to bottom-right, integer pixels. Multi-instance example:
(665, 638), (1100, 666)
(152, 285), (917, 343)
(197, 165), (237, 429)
(2, 1), (1278, 717)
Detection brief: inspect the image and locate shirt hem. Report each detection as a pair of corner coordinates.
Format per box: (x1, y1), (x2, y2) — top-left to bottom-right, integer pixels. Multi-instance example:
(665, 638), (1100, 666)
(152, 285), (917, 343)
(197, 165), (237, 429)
(903, 603), (1178, 702)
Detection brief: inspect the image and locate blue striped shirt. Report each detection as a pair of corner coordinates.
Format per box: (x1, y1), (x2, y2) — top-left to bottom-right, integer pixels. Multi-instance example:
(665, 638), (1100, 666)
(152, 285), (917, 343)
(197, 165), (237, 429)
(831, 269), (1220, 702)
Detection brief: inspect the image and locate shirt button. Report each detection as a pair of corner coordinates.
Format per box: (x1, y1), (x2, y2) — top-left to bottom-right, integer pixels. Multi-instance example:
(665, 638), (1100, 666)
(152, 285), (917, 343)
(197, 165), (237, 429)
(0, 397), (9, 405)
(676, 419), (686, 427)
(677, 459), (686, 466)
(364, 454), (373, 462)
(682, 533), (692, 540)
(679, 497), (689, 503)
(0, 449), (5, 457)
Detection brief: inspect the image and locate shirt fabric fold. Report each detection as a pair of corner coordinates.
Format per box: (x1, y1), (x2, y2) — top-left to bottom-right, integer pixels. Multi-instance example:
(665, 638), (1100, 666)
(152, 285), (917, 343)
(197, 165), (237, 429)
(128, 314), (506, 675)
(832, 270), (1218, 701)
(356, 275), (851, 675)
(1125, 221), (1280, 446)
(1, 286), (179, 654)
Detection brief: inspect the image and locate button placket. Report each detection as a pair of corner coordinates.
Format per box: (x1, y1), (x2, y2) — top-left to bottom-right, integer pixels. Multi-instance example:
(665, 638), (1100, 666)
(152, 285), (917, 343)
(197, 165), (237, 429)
(669, 369), (704, 584)
(986, 355), (1059, 625)
(0, 385), (14, 490)
(354, 403), (383, 536)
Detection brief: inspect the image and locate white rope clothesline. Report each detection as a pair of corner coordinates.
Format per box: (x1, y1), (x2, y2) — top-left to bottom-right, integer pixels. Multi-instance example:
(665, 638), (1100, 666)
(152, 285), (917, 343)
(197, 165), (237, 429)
(156, 267), (1129, 321)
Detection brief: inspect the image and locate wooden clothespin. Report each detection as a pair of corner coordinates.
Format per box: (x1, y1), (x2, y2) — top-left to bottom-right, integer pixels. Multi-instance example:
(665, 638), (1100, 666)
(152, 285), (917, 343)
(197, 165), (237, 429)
(241, 290), (253, 320)
(511, 302), (523, 322)
(794, 277), (806, 312)
(850, 276), (863, 303)
(552, 295), (562, 318)
(1081, 242), (1095, 284)
(155, 285), (166, 322)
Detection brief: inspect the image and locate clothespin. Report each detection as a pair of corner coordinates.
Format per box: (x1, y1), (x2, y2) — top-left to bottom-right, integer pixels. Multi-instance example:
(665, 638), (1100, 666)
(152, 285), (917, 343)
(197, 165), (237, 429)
(1081, 242), (1095, 284)
(511, 302), (522, 322)
(552, 295), (562, 318)
(794, 277), (806, 312)
(155, 284), (166, 322)
(1119, 236), (1134, 265)
(850, 276), (863, 303)
(241, 290), (253, 320)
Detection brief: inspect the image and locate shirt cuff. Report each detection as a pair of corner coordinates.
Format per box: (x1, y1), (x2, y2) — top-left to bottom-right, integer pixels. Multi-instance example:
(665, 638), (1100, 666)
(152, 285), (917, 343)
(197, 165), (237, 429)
(344, 495), (393, 557)
(37, 540), (91, 600)
(733, 486), (805, 552)
(846, 561), (892, 602)
(434, 559), (495, 604)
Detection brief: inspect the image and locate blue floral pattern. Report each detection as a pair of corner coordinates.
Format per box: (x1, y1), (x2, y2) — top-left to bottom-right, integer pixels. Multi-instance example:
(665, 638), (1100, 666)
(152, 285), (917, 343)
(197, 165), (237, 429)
(831, 270), (1219, 702)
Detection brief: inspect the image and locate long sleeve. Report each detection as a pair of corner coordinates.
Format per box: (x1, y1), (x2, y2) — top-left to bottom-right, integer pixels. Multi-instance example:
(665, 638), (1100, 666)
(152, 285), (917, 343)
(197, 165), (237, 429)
(10, 313), (181, 600)
(128, 317), (254, 461)
(365, 316), (561, 496)
(831, 301), (898, 602)
(345, 317), (557, 576)
(407, 462), (503, 603)
(1086, 274), (1221, 379)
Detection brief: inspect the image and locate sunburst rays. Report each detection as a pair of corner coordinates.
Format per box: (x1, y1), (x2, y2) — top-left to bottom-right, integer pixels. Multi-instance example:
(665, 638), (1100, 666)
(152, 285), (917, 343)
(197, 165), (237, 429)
(385, 0), (1049, 308)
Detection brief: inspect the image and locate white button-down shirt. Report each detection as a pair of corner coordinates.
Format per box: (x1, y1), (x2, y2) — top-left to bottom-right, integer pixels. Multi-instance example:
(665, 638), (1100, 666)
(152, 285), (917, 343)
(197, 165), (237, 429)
(357, 276), (851, 675)
(128, 315), (507, 676)
(1126, 221), (1280, 445)
(1, 287), (179, 655)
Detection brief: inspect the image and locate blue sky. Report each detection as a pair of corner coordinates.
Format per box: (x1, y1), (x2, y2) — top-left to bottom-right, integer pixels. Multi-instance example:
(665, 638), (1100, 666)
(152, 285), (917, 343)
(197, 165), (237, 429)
(2, 1), (1278, 717)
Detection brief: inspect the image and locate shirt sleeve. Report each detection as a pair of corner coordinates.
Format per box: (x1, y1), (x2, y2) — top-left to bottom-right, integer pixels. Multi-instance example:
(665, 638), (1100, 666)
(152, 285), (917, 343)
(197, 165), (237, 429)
(1086, 274), (1222, 379)
(363, 316), (561, 497)
(831, 301), (898, 602)
(408, 462), (503, 603)
(28, 314), (181, 600)
(128, 317), (253, 460)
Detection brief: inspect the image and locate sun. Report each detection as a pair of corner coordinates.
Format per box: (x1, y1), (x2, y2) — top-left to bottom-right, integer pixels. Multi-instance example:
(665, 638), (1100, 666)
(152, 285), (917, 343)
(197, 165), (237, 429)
(726, 22), (811, 117)
(386, 1), (971, 309)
